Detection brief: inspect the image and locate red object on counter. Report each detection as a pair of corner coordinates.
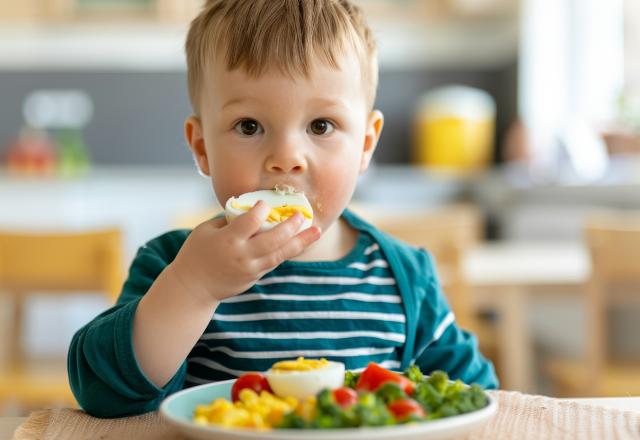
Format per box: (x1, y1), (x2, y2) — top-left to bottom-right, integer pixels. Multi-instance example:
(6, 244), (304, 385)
(3, 128), (57, 176)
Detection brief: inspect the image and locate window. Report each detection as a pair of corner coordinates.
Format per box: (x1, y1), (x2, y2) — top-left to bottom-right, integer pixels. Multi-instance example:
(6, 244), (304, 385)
(519, 0), (624, 180)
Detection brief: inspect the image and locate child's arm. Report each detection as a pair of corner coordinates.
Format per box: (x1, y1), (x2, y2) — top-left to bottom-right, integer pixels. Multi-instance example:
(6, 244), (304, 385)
(133, 202), (319, 387)
(411, 252), (499, 389)
(67, 233), (190, 417)
(68, 202), (321, 417)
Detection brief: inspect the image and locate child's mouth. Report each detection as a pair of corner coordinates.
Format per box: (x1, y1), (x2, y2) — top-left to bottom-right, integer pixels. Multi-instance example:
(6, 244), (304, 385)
(261, 183), (305, 195)
(273, 183), (298, 195)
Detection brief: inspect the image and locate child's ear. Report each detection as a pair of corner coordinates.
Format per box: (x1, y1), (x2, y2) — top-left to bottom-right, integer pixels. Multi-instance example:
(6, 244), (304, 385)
(185, 115), (210, 176)
(359, 110), (384, 173)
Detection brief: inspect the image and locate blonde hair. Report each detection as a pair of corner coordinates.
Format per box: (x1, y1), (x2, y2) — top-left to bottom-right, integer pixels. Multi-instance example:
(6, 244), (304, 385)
(185, 0), (378, 113)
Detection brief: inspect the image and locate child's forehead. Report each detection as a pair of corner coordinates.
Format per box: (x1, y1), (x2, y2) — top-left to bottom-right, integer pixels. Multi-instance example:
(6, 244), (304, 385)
(203, 52), (366, 107)
(207, 44), (360, 81)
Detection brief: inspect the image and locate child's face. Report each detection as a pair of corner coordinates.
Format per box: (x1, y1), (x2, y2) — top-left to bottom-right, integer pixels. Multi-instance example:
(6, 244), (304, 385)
(185, 50), (383, 233)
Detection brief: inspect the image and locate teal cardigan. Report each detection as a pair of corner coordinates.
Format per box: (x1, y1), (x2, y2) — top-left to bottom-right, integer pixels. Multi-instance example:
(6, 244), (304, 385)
(68, 209), (498, 418)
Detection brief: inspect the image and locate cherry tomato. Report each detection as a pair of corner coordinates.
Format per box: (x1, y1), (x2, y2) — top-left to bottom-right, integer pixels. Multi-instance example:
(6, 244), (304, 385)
(231, 372), (273, 402)
(355, 363), (415, 395)
(332, 387), (359, 408)
(388, 398), (426, 421)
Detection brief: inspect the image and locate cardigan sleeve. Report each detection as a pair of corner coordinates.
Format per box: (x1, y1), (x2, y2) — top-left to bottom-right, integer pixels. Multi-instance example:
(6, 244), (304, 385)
(67, 231), (190, 417)
(411, 251), (499, 389)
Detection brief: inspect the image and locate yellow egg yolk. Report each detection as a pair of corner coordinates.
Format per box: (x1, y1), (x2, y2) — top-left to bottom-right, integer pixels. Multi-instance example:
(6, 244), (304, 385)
(231, 201), (313, 223)
(270, 357), (330, 373)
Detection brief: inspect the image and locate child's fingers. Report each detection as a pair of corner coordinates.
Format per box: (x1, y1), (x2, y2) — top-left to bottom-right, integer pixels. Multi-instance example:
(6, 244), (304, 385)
(190, 216), (226, 235)
(255, 225), (322, 271)
(226, 200), (270, 238)
(203, 216), (227, 228)
(249, 212), (308, 256)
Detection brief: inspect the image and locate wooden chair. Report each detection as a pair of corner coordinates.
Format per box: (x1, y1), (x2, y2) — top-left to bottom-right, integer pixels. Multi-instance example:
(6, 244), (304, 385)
(174, 207), (222, 229)
(348, 203), (499, 366)
(545, 212), (640, 396)
(0, 229), (124, 412)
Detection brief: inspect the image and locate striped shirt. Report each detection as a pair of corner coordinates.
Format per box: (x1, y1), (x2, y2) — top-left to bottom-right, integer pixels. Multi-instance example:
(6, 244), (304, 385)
(184, 231), (405, 386)
(68, 209), (498, 418)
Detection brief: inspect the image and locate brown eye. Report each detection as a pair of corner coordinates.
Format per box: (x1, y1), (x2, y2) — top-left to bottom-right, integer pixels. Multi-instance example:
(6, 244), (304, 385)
(234, 119), (262, 136)
(309, 119), (334, 135)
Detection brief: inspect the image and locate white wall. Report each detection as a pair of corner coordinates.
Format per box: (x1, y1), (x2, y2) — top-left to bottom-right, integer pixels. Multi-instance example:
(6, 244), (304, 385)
(519, 0), (624, 178)
(625, 0), (640, 106)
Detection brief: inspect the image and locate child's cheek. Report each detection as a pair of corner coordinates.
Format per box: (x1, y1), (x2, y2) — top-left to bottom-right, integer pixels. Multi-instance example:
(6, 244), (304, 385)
(309, 170), (358, 227)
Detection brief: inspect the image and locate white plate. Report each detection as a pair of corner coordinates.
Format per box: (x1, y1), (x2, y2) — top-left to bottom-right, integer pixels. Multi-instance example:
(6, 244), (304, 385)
(160, 379), (498, 440)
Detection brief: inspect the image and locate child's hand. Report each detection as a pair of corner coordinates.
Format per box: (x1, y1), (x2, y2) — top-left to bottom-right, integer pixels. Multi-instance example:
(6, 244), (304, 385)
(168, 200), (321, 303)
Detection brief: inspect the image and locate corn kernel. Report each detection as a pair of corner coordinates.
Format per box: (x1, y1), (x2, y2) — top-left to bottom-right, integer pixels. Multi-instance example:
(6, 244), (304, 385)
(193, 389), (302, 429)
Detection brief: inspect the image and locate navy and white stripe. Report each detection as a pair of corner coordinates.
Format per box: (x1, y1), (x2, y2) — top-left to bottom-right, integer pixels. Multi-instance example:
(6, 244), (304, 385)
(185, 231), (406, 386)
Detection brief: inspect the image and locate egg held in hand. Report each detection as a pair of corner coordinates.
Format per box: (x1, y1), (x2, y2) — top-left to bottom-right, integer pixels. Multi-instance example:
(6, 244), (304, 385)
(265, 357), (345, 400)
(224, 185), (313, 232)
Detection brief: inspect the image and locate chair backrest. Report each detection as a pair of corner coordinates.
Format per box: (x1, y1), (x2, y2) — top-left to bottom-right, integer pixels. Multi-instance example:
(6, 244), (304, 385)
(174, 208), (223, 229)
(0, 228), (124, 363)
(586, 213), (640, 284)
(348, 203), (483, 332)
(583, 212), (640, 394)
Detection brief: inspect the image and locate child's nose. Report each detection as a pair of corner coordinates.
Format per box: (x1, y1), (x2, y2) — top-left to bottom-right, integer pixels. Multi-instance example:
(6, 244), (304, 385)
(264, 140), (307, 174)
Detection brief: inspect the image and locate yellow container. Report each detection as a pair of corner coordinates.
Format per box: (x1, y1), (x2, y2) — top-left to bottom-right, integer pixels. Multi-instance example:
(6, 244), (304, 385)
(413, 86), (495, 171)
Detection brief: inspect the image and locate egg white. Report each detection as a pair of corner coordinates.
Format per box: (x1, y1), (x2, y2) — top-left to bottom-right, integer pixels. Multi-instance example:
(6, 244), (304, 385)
(224, 187), (313, 232)
(265, 361), (345, 400)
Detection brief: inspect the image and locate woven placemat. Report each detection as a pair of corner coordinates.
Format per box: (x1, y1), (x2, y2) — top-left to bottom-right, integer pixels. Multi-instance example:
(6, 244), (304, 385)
(11, 390), (640, 440)
(12, 408), (184, 440)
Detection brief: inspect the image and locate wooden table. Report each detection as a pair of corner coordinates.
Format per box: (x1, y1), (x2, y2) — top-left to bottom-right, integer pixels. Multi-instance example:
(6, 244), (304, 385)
(2, 397), (639, 439)
(463, 241), (591, 393)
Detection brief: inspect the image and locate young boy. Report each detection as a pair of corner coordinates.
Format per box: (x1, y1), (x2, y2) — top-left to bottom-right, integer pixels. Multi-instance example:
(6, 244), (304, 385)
(68, 0), (498, 418)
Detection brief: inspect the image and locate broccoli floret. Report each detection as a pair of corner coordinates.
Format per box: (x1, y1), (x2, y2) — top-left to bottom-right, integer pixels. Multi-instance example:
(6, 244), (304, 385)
(357, 392), (377, 408)
(445, 379), (466, 397)
(314, 413), (344, 429)
(417, 376), (490, 421)
(357, 406), (395, 427)
(433, 403), (459, 418)
(353, 392), (395, 427)
(312, 390), (396, 428)
(375, 382), (407, 404)
(316, 389), (341, 416)
(457, 392), (478, 413)
(413, 382), (443, 413)
(403, 365), (425, 383)
(309, 390), (347, 428)
(426, 370), (449, 394)
(338, 406), (359, 428)
(344, 371), (361, 389)
(469, 384), (489, 409)
(277, 412), (309, 429)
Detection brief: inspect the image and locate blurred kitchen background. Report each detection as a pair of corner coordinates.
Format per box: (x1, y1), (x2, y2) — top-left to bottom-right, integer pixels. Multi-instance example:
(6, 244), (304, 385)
(2, 0), (640, 416)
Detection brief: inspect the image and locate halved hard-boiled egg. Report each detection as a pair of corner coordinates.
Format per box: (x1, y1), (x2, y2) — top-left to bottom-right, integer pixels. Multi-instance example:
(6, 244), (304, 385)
(224, 185), (313, 232)
(265, 357), (345, 400)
